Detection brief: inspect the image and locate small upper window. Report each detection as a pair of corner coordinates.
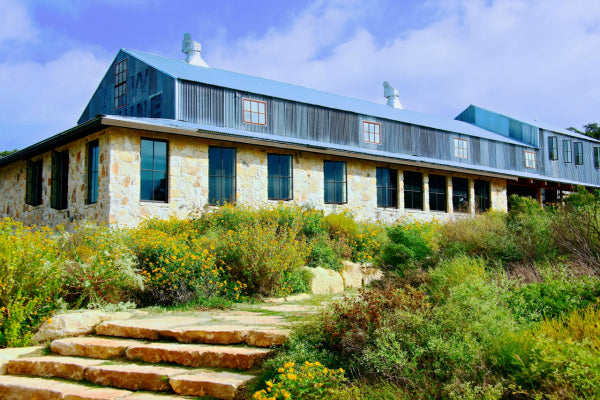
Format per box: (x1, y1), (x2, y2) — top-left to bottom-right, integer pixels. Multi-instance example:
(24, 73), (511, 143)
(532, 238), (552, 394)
(563, 140), (572, 163)
(595, 147), (600, 169)
(114, 59), (127, 109)
(574, 142), (583, 165)
(548, 136), (558, 160)
(525, 151), (536, 169)
(363, 121), (381, 144)
(454, 138), (468, 159)
(243, 98), (267, 125)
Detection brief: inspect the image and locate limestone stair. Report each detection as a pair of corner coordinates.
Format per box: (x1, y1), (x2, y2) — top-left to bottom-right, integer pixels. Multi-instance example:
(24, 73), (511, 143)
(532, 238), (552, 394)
(0, 320), (290, 400)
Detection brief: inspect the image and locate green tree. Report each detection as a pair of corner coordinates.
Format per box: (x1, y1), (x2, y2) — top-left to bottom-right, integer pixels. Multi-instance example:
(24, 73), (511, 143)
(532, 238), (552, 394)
(0, 149), (18, 158)
(568, 123), (600, 139)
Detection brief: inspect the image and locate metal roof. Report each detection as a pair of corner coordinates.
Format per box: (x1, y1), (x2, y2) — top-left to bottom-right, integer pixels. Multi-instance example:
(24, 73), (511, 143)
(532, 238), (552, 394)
(122, 49), (532, 148)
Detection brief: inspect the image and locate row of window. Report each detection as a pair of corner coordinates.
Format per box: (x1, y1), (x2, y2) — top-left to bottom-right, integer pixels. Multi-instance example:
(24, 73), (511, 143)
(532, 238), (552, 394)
(25, 141), (99, 208)
(140, 139), (491, 212)
(548, 136), (599, 167)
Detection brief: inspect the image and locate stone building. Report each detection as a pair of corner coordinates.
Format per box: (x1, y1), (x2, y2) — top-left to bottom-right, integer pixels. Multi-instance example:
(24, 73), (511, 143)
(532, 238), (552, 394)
(1, 35), (598, 227)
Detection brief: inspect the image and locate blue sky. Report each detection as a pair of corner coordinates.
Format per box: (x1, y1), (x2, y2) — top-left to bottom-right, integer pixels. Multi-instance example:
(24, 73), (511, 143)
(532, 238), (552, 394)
(1, 0), (599, 151)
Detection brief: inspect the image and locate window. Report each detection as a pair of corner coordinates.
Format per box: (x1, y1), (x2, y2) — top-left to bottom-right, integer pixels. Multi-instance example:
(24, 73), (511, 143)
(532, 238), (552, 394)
(209, 147), (236, 205)
(574, 142), (583, 165)
(454, 138), (468, 159)
(242, 98), (266, 125)
(114, 59), (127, 109)
(268, 154), (292, 200)
(324, 161), (347, 204)
(404, 170), (423, 210)
(563, 140), (572, 163)
(363, 121), (381, 144)
(474, 180), (490, 212)
(548, 136), (558, 160)
(51, 151), (69, 210)
(25, 160), (43, 206)
(452, 177), (469, 213)
(87, 140), (99, 204)
(429, 174), (447, 212)
(376, 167), (397, 208)
(594, 147), (600, 169)
(525, 151), (536, 169)
(140, 139), (168, 202)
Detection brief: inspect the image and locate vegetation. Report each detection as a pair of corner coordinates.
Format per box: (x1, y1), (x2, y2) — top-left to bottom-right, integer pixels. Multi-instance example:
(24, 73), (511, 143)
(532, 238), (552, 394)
(4, 191), (600, 398)
(568, 122), (600, 140)
(0, 149), (18, 158)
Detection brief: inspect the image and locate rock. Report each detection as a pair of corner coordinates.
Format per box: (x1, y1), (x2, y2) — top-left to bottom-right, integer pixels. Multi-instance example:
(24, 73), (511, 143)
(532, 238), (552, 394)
(263, 293), (311, 303)
(341, 260), (363, 288)
(362, 264), (384, 285)
(170, 371), (255, 399)
(50, 337), (143, 360)
(8, 356), (104, 381)
(0, 346), (42, 375)
(304, 266), (344, 295)
(96, 317), (200, 341)
(32, 310), (138, 343)
(85, 364), (183, 392)
(125, 342), (273, 370)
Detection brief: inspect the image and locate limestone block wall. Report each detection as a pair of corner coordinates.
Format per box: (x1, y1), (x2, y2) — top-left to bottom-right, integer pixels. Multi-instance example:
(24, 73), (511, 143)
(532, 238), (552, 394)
(491, 179), (508, 212)
(0, 131), (110, 226)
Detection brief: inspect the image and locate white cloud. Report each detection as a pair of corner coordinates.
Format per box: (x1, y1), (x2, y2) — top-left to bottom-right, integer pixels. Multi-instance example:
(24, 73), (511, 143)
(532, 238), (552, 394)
(208, 0), (600, 129)
(0, 0), (38, 44)
(0, 50), (109, 149)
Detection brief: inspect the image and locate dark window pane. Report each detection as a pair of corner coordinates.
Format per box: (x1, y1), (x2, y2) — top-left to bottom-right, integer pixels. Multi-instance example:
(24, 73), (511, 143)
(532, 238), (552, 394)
(324, 161), (335, 182)
(280, 177), (291, 199)
(154, 141), (167, 171)
(324, 182), (335, 203)
(140, 170), (153, 201)
(141, 140), (154, 170)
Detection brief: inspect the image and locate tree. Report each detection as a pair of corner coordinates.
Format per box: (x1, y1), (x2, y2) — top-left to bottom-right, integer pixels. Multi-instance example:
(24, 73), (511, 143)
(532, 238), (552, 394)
(568, 123), (600, 140)
(0, 149), (18, 158)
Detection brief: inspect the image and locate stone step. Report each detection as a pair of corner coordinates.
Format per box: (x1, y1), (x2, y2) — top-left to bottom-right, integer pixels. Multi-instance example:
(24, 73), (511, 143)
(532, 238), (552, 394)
(96, 319), (289, 347)
(8, 356), (105, 381)
(50, 337), (273, 370)
(126, 342), (272, 370)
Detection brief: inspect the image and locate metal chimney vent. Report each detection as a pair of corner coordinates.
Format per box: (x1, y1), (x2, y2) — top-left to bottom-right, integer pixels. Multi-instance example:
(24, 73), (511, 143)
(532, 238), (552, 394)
(383, 81), (403, 109)
(182, 33), (208, 67)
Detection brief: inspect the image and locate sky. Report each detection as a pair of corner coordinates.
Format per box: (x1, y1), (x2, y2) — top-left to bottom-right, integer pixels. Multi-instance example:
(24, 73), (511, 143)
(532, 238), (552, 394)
(1, 0), (599, 151)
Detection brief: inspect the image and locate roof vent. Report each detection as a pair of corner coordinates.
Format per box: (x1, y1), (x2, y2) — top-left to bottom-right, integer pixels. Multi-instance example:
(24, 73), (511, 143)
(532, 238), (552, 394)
(383, 81), (403, 109)
(182, 33), (208, 67)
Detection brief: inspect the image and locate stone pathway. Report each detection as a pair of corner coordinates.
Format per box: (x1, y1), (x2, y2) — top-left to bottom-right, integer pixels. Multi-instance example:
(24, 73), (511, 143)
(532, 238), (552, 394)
(0, 294), (330, 400)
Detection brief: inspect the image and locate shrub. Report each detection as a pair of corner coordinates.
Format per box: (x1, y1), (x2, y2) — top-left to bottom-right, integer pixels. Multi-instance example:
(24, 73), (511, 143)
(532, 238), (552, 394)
(215, 221), (309, 297)
(379, 223), (433, 275)
(0, 219), (63, 347)
(58, 223), (142, 308)
(306, 234), (342, 270)
(427, 255), (487, 301)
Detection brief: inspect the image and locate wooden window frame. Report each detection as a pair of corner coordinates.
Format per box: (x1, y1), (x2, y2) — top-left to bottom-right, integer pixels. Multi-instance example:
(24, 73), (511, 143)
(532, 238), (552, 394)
(208, 146), (237, 205)
(454, 138), (469, 159)
(574, 142), (584, 165)
(548, 136), (558, 160)
(376, 167), (398, 208)
(87, 140), (99, 204)
(140, 138), (169, 203)
(242, 98), (267, 126)
(114, 59), (128, 110)
(563, 140), (572, 163)
(362, 121), (381, 144)
(525, 151), (536, 169)
(26, 159), (43, 206)
(323, 161), (347, 204)
(267, 154), (293, 201)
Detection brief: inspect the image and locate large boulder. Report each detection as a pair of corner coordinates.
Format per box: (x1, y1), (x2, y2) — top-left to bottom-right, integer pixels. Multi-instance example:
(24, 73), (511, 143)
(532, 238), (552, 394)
(304, 267), (344, 295)
(341, 260), (363, 288)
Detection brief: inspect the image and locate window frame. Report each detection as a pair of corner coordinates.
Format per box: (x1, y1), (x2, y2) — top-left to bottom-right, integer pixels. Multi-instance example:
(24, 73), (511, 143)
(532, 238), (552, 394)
(376, 167), (398, 208)
(474, 180), (490, 212)
(323, 160), (347, 204)
(208, 146), (237, 206)
(362, 121), (382, 144)
(267, 154), (293, 201)
(403, 170), (423, 210)
(51, 150), (69, 210)
(525, 151), (536, 169)
(452, 177), (469, 213)
(242, 98), (267, 126)
(25, 159), (43, 206)
(87, 140), (99, 204)
(453, 138), (469, 159)
(428, 174), (447, 212)
(594, 147), (600, 169)
(574, 142), (584, 165)
(548, 136), (558, 160)
(140, 138), (169, 203)
(563, 140), (573, 163)
(114, 59), (127, 110)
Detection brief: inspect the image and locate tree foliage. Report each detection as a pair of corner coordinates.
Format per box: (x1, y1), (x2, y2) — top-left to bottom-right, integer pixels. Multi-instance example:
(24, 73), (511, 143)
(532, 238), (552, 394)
(0, 149), (18, 158)
(568, 123), (600, 139)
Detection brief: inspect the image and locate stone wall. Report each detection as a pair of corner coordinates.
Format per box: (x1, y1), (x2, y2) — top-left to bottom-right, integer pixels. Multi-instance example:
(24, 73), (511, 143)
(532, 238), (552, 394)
(1, 127), (510, 227)
(0, 131), (110, 226)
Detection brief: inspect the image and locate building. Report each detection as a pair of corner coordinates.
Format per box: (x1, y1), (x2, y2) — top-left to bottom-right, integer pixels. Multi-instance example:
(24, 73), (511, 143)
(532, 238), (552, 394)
(1, 34), (598, 227)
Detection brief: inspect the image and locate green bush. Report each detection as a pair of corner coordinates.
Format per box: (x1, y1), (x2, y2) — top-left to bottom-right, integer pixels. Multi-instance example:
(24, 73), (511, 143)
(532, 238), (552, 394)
(59, 223), (142, 308)
(380, 223), (433, 274)
(307, 234), (342, 271)
(427, 255), (487, 300)
(0, 219), (63, 347)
